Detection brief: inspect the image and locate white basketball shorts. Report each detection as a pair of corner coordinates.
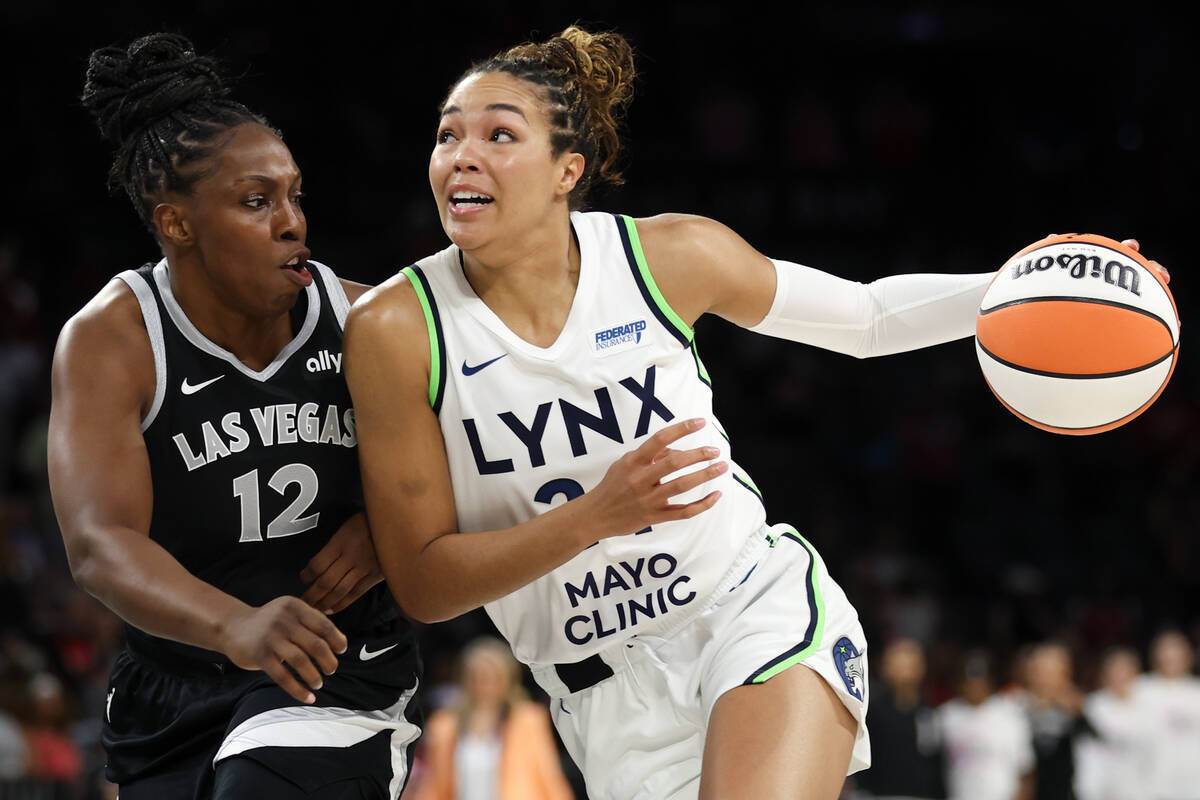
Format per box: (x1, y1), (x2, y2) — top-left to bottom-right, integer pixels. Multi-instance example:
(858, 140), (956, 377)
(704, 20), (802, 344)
(530, 522), (871, 800)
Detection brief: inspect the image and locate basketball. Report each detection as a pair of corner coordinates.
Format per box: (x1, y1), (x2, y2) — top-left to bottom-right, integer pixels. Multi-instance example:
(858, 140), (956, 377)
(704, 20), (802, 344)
(975, 233), (1180, 435)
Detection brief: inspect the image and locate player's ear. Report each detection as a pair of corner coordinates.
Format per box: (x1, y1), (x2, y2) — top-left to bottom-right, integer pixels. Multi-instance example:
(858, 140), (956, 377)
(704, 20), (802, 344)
(154, 203), (192, 246)
(555, 152), (585, 197)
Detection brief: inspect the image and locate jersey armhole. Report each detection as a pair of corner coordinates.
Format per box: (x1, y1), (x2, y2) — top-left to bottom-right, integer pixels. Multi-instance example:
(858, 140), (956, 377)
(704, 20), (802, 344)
(311, 261), (351, 330)
(614, 214), (696, 345)
(115, 270), (167, 432)
(400, 266), (446, 414)
(614, 215), (712, 387)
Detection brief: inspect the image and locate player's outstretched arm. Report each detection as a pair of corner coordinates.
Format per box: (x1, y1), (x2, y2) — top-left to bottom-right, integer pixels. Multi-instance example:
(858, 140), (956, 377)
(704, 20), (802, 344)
(345, 278), (725, 624)
(48, 281), (345, 703)
(636, 213), (994, 358)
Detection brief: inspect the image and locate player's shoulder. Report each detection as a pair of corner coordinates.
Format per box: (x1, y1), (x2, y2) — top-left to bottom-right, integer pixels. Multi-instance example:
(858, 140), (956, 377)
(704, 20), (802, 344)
(344, 268), (428, 347)
(631, 212), (730, 250)
(56, 274), (150, 364)
(53, 273), (156, 406)
(631, 213), (750, 276)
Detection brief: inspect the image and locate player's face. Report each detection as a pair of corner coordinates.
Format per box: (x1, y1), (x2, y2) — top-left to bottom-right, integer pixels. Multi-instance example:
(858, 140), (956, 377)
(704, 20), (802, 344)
(172, 123), (310, 316)
(430, 71), (580, 255)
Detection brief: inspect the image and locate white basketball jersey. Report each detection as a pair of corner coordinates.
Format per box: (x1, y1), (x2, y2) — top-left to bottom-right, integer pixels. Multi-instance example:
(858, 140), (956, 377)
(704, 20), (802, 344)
(407, 211), (767, 666)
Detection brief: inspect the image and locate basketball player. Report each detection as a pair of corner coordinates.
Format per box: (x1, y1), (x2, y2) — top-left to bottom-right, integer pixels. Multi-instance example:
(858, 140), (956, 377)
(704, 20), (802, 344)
(345, 27), (1164, 800)
(47, 34), (420, 799)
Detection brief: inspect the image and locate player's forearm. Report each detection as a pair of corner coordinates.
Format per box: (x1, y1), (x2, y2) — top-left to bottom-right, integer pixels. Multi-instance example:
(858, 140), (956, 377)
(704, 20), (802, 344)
(382, 498), (604, 623)
(748, 260), (993, 357)
(67, 524), (250, 652)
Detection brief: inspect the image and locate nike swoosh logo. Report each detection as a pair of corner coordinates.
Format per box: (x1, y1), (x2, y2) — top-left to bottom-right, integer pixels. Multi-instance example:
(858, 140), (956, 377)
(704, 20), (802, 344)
(461, 354), (507, 376)
(181, 375), (224, 395)
(359, 643), (399, 661)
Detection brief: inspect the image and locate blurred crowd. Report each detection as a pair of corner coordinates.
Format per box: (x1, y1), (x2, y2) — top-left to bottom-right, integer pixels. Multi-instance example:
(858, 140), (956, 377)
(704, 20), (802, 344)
(850, 631), (1200, 800)
(3, 2), (1197, 798)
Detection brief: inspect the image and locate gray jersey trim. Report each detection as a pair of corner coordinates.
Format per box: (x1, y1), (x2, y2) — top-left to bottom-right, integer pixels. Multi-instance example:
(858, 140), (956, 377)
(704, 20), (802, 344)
(311, 262), (350, 331)
(116, 270), (168, 432)
(151, 259), (321, 382)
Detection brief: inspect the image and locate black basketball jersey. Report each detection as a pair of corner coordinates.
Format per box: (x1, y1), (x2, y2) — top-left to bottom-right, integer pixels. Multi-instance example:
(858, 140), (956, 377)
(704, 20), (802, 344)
(118, 259), (397, 664)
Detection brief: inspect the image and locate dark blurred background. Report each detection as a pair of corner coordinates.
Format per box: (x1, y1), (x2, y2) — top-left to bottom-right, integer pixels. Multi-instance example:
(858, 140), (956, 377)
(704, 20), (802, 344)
(1, 1), (1196, 798)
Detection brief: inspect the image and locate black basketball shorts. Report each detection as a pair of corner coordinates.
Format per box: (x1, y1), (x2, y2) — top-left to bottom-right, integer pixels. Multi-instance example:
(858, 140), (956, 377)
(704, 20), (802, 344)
(103, 616), (421, 799)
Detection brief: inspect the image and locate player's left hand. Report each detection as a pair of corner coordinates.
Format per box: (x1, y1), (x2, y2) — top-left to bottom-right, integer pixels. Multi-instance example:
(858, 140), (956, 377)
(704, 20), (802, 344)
(1121, 238), (1170, 284)
(300, 513), (384, 614)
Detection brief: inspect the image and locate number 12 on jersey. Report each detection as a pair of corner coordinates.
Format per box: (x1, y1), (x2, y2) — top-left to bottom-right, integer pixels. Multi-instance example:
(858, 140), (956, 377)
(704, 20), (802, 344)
(233, 463), (320, 542)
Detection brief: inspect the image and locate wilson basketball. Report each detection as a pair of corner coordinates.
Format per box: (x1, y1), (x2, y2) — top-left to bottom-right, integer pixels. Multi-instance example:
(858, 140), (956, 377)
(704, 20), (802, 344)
(975, 233), (1180, 435)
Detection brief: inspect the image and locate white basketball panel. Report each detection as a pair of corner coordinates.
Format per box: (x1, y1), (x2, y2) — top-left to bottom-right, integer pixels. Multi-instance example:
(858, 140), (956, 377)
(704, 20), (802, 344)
(976, 340), (1175, 429)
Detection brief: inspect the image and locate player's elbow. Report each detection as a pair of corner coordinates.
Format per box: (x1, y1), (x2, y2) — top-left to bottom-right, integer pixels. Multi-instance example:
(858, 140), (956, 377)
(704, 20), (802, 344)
(63, 531), (107, 598)
(388, 583), (462, 624)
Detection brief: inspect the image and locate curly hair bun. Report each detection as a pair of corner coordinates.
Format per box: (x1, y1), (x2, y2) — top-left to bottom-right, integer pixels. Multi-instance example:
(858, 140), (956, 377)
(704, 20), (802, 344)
(536, 27), (635, 121)
(81, 33), (228, 147)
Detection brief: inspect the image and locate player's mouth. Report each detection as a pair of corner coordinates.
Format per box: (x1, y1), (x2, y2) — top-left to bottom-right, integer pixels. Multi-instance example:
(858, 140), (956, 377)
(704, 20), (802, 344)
(281, 249), (313, 287)
(448, 188), (494, 217)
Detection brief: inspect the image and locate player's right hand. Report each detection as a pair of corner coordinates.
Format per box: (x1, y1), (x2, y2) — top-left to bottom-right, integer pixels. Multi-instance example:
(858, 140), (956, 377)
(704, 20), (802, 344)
(219, 596), (348, 704)
(587, 417), (726, 538)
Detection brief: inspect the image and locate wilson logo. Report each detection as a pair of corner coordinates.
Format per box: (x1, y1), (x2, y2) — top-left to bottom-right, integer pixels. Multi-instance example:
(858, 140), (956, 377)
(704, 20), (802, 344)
(1011, 253), (1142, 296)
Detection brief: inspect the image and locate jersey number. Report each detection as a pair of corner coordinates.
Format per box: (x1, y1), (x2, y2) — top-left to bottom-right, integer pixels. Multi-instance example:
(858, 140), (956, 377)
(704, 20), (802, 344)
(233, 464), (320, 542)
(533, 478), (650, 546)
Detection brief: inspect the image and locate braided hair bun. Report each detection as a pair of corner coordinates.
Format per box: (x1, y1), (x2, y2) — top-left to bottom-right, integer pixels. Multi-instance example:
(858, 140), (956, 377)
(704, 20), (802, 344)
(81, 33), (270, 231)
(82, 33), (227, 147)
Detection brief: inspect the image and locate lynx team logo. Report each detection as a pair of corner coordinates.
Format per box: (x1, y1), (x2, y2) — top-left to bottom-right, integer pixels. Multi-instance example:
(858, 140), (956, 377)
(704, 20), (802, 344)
(833, 637), (866, 702)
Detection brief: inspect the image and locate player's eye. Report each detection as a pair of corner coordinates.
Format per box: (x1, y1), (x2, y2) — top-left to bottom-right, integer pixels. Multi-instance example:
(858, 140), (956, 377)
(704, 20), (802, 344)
(436, 129), (458, 144)
(491, 128), (516, 143)
(244, 195), (268, 209)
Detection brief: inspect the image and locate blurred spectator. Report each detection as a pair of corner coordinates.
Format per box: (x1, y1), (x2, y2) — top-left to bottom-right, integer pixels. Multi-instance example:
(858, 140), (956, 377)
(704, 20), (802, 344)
(0, 707), (27, 779)
(409, 637), (573, 800)
(22, 672), (82, 785)
(1137, 630), (1200, 800)
(854, 637), (945, 799)
(1018, 642), (1095, 800)
(0, 239), (44, 493)
(938, 650), (1033, 800)
(1074, 647), (1154, 800)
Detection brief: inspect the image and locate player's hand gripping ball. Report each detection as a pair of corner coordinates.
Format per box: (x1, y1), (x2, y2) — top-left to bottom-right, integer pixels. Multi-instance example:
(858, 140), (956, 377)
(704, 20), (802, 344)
(975, 233), (1179, 434)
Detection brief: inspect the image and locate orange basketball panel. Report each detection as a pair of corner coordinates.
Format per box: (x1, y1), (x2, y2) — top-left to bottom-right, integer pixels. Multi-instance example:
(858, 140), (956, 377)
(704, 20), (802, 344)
(977, 300), (1174, 375)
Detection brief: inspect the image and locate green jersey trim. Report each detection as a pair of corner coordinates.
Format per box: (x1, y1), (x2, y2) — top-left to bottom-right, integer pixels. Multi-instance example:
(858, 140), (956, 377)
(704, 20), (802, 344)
(617, 215), (695, 345)
(401, 265), (446, 414)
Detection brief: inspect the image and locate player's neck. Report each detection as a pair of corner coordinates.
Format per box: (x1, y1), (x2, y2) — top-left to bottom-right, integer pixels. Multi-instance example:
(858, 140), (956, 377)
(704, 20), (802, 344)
(461, 221), (581, 348)
(167, 260), (296, 370)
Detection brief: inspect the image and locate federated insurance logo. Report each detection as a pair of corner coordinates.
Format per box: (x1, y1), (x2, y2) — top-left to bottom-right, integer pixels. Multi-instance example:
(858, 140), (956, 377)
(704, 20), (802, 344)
(593, 319), (647, 355)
